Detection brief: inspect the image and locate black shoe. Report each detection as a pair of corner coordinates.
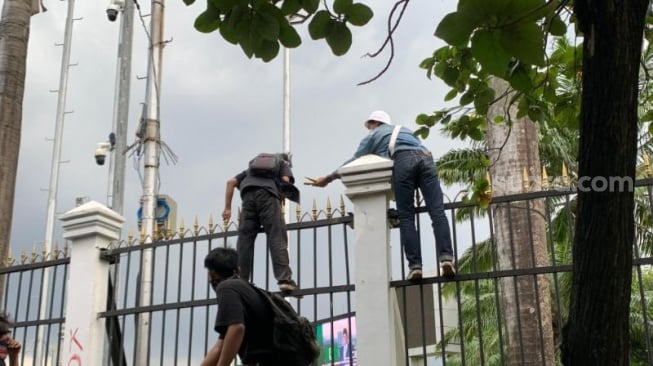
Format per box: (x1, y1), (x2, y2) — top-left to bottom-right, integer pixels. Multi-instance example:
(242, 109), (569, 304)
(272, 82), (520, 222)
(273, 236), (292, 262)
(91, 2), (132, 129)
(407, 267), (423, 281)
(441, 261), (456, 277)
(278, 280), (298, 292)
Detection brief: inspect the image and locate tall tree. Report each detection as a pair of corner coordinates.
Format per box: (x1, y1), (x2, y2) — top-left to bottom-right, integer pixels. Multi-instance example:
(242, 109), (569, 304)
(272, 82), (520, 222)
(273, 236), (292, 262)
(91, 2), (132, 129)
(562, 1), (648, 363)
(487, 77), (555, 365)
(0, 0), (42, 304)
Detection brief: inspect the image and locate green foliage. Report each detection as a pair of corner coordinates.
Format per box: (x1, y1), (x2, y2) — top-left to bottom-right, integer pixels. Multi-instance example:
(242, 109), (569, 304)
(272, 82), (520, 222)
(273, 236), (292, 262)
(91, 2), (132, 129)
(184, 0), (373, 61)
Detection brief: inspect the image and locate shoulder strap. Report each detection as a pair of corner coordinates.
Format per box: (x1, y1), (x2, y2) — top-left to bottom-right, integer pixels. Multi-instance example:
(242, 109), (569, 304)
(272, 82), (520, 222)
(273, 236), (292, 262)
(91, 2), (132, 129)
(388, 125), (402, 157)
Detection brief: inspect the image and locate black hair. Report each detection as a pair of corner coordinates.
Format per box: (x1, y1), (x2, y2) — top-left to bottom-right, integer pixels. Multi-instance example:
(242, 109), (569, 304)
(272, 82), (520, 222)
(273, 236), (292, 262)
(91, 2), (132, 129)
(0, 312), (11, 335)
(204, 247), (239, 278)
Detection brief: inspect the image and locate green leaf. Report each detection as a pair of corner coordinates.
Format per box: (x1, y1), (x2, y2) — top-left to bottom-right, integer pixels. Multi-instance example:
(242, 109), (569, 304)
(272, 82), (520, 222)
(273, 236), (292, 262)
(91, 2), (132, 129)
(281, 0), (302, 15)
(441, 67), (460, 87)
(474, 87), (494, 115)
(548, 14), (567, 36)
(346, 3), (373, 26)
(220, 22), (239, 44)
(308, 10), (331, 40)
(326, 21), (352, 56)
(471, 30), (511, 77)
(183, 0), (195, 5)
(212, 0), (247, 12)
(508, 66), (533, 92)
(301, 0), (319, 13)
(500, 22), (545, 66)
(255, 40), (280, 62)
(641, 109), (653, 123)
(279, 24), (301, 48)
(649, 122), (653, 136)
(415, 127), (430, 139)
(444, 89), (458, 102)
(194, 8), (221, 33)
(253, 11), (280, 41)
(460, 91), (474, 106)
(435, 12), (475, 47)
(333, 0), (352, 14)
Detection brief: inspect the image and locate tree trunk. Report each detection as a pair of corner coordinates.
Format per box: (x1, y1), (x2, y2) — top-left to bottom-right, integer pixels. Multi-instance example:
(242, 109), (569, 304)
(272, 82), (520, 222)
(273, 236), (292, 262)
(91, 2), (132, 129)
(487, 77), (555, 365)
(0, 0), (37, 305)
(562, 1), (647, 364)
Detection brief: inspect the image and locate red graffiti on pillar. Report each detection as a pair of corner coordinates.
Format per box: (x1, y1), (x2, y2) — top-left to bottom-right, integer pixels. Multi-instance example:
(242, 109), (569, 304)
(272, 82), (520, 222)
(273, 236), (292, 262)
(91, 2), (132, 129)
(67, 328), (84, 365)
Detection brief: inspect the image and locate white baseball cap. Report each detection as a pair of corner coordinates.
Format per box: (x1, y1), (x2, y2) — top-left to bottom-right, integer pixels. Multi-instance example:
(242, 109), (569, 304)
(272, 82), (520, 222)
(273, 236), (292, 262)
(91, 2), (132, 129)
(365, 110), (391, 125)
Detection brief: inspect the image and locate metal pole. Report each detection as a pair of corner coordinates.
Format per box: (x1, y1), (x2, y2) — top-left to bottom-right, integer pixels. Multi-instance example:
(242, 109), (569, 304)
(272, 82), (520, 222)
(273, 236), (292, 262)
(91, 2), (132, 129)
(135, 0), (164, 363)
(107, 0), (135, 216)
(282, 46), (291, 223)
(38, 0), (76, 364)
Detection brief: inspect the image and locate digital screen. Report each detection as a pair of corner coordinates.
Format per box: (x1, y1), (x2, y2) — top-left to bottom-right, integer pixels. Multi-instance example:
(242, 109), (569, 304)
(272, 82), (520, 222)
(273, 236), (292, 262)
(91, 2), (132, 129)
(315, 316), (357, 365)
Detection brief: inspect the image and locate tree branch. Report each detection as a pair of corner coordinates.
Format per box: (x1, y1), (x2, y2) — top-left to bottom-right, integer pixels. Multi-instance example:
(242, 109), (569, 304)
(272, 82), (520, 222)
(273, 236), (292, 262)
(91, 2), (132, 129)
(357, 0), (410, 86)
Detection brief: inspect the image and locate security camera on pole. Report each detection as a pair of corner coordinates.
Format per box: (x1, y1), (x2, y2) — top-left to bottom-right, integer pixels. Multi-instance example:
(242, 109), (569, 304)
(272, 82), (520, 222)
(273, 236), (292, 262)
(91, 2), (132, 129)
(106, 0), (124, 22)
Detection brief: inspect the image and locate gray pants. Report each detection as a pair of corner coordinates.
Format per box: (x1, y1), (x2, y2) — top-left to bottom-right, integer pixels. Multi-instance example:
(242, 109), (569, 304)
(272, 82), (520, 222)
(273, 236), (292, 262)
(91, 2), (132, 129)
(237, 188), (293, 283)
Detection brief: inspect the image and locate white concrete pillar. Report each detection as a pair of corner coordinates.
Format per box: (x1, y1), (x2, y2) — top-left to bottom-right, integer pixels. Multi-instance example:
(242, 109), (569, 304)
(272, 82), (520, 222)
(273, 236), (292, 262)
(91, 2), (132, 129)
(341, 155), (404, 366)
(59, 201), (124, 366)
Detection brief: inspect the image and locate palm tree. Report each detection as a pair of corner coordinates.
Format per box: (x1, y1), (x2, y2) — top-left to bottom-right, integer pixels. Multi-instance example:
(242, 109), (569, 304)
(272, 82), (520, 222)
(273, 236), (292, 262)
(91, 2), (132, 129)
(0, 0), (42, 303)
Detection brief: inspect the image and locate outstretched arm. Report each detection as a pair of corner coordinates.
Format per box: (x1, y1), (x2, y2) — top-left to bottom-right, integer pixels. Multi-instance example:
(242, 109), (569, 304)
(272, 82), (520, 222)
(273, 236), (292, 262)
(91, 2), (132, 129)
(222, 177), (239, 222)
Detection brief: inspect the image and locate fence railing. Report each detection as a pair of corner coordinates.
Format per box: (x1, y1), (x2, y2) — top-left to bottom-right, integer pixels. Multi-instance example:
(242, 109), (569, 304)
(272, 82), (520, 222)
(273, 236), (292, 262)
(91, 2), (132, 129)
(6, 174), (653, 365)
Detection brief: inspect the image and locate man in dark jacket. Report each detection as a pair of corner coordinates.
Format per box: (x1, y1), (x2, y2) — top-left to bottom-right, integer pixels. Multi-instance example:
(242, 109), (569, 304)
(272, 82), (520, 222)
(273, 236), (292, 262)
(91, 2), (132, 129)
(201, 247), (274, 366)
(222, 153), (297, 292)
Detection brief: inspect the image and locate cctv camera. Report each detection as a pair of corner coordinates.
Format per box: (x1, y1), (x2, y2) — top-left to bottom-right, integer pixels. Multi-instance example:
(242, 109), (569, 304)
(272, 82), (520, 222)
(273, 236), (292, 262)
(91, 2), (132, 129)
(106, 0), (125, 22)
(106, 8), (119, 22)
(95, 147), (107, 165)
(94, 141), (113, 166)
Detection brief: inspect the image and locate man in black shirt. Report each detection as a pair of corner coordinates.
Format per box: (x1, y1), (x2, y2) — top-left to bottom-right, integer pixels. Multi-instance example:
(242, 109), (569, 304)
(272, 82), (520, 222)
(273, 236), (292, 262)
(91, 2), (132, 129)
(201, 247), (274, 366)
(222, 153), (298, 292)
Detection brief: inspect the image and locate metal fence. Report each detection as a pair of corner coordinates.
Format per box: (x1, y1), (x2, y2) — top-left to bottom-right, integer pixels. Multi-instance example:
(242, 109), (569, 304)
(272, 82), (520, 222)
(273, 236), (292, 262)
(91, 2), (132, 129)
(5, 178), (653, 365)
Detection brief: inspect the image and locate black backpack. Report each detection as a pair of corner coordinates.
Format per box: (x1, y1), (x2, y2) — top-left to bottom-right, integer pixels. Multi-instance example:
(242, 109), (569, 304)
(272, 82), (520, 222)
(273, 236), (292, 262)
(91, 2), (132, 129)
(251, 285), (321, 366)
(248, 153), (282, 178)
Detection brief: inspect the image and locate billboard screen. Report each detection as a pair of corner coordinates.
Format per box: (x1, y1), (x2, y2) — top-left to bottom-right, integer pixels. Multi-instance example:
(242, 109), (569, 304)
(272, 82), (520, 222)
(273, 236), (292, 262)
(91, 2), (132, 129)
(315, 315), (357, 365)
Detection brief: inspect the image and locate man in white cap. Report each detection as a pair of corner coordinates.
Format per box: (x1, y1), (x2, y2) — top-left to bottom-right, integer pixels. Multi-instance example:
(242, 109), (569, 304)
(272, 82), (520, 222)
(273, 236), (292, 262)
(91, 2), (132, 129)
(311, 110), (455, 280)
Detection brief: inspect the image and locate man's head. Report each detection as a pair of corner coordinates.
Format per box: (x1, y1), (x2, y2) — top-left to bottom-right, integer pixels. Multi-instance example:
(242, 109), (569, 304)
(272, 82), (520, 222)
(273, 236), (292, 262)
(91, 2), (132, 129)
(204, 247), (239, 289)
(0, 313), (11, 339)
(364, 110), (391, 130)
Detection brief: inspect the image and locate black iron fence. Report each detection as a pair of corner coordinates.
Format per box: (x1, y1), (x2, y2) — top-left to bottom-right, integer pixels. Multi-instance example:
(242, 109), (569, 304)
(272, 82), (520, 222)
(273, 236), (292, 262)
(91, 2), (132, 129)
(5, 179), (653, 365)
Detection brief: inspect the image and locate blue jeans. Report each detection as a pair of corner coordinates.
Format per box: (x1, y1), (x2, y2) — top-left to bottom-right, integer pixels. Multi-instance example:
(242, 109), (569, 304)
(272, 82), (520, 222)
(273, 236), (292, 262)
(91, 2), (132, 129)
(392, 150), (454, 268)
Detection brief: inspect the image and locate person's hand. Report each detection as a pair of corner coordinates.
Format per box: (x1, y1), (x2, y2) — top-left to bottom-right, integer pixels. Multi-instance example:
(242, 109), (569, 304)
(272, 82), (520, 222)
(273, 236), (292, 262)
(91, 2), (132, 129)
(7, 337), (20, 357)
(222, 208), (231, 223)
(312, 176), (331, 187)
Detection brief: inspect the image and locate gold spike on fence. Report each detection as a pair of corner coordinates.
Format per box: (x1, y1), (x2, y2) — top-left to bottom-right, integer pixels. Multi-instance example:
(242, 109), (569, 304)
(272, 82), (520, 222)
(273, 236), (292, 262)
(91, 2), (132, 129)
(562, 162), (569, 186)
(312, 199), (318, 221)
(209, 214), (215, 234)
(179, 218), (186, 239)
(542, 166), (549, 190)
(645, 153), (651, 177)
(326, 198), (332, 219)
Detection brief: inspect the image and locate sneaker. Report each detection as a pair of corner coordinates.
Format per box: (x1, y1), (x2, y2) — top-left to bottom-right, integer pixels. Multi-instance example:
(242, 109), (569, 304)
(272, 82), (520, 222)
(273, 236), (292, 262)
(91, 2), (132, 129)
(278, 280), (298, 292)
(407, 267), (423, 281)
(441, 261), (456, 277)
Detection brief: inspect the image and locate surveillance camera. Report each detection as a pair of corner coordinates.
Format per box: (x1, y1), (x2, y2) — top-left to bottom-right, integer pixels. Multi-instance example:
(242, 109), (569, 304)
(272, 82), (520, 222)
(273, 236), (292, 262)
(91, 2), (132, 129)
(106, 0), (125, 22)
(106, 8), (119, 22)
(94, 141), (114, 166)
(95, 147), (107, 165)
